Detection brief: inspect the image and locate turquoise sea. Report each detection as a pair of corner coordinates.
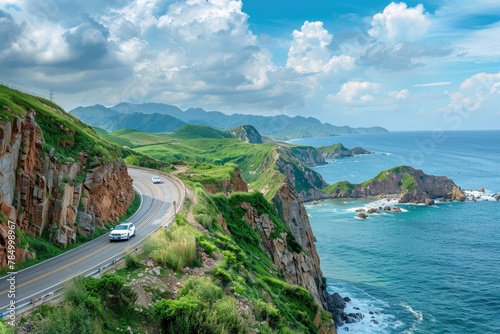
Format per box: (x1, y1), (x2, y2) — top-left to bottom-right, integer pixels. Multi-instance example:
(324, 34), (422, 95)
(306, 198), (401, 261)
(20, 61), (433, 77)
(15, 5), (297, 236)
(293, 131), (500, 333)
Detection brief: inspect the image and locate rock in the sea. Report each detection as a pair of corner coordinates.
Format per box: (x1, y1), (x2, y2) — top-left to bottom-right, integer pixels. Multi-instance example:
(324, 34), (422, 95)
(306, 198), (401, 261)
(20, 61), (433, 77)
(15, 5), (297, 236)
(345, 313), (364, 323)
(367, 208), (379, 214)
(357, 213), (368, 219)
(450, 186), (466, 201)
(343, 297), (351, 303)
(478, 187), (485, 193)
(355, 208), (366, 213)
(425, 199), (435, 206)
(383, 206), (391, 211)
(495, 194), (500, 201)
(391, 206), (401, 213)
(327, 292), (348, 327)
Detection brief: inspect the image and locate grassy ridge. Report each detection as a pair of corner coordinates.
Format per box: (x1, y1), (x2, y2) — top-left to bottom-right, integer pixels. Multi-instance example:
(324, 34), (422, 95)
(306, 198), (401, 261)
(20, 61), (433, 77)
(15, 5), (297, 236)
(316, 144), (347, 156)
(0, 84), (168, 170)
(18, 182), (333, 333)
(360, 165), (409, 187)
(322, 181), (355, 195)
(100, 126), (326, 199)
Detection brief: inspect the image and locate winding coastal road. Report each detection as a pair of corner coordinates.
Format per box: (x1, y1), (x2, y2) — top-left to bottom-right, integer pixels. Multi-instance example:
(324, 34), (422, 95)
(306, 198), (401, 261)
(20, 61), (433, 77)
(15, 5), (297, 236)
(0, 166), (184, 315)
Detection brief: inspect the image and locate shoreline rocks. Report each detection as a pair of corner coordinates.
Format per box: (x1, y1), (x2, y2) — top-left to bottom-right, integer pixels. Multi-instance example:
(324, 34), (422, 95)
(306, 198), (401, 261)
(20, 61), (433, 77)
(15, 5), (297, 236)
(323, 166), (467, 205)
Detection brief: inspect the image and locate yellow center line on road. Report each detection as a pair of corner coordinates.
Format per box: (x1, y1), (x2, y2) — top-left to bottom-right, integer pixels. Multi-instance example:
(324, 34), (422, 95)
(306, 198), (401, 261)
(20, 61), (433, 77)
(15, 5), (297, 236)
(0, 175), (164, 296)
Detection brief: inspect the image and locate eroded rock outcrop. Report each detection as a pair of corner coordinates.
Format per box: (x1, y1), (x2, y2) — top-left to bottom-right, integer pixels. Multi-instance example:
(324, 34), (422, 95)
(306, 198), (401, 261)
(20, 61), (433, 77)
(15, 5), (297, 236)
(317, 143), (373, 159)
(323, 166), (466, 204)
(0, 109), (134, 268)
(236, 184), (351, 330)
(203, 168), (248, 195)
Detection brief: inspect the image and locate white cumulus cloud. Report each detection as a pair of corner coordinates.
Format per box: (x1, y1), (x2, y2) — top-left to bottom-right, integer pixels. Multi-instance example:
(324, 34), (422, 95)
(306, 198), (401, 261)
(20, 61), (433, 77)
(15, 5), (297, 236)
(436, 71), (500, 114)
(368, 2), (430, 45)
(388, 89), (410, 99)
(327, 81), (382, 104)
(286, 21), (355, 74)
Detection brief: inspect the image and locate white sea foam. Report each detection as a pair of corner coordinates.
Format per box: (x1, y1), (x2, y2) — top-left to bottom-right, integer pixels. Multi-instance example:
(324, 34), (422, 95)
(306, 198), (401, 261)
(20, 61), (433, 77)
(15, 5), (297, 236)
(346, 198), (408, 215)
(400, 302), (423, 322)
(464, 189), (498, 202)
(326, 284), (401, 334)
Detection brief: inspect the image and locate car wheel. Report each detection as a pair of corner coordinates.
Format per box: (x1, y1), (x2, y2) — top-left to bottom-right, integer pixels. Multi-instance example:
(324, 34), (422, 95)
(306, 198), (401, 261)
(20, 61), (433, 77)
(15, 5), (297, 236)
(127, 234), (130, 240)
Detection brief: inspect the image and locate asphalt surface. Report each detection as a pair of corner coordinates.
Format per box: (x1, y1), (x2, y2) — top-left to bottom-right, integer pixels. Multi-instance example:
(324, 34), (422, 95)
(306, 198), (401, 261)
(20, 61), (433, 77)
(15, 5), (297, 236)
(0, 167), (182, 314)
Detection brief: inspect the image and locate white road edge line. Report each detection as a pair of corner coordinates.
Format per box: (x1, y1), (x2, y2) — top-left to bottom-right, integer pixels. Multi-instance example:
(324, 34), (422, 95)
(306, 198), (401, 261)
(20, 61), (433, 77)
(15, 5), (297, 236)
(0, 184), (144, 281)
(0, 169), (184, 313)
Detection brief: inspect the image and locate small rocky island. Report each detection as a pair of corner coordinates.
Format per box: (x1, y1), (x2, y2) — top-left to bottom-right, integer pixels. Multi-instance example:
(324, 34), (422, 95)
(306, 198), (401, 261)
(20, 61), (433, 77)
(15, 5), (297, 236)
(316, 143), (373, 158)
(322, 165), (466, 204)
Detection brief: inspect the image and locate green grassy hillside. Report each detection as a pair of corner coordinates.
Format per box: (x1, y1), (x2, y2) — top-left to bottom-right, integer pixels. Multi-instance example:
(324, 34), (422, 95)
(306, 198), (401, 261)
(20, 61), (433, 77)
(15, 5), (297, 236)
(0, 84), (168, 170)
(101, 126), (327, 199)
(316, 144), (347, 156)
(171, 124), (233, 139)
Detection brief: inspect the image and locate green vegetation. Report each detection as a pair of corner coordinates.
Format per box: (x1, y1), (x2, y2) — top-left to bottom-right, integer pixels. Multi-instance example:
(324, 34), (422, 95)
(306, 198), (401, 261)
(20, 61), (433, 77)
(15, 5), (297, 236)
(400, 173), (418, 193)
(145, 183), (324, 333)
(316, 143), (347, 156)
(0, 84), (169, 171)
(0, 319), (15, 334)
(94, 127), (173, 148)
(24, 274), (139, 333)
(14, 180), (331, 333)
(142, 217), (201, 272)
(118, 190), (141, 223)
(72, 103), (388, 141)
(96, 125), (326, 199)
(179, 162), (239, 192)
(0, 191), (141, 276)
(361, 165), (409, 188)
(152, 277), (246, 334)
(322, 181), (355, 195)
(171, 124), (233, 140)
(0, 212), (7, 224)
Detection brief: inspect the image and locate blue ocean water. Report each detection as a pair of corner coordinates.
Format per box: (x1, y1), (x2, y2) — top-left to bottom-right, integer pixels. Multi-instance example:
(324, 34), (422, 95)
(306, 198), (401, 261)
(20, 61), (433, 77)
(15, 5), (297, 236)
(293, 131), (500, 333)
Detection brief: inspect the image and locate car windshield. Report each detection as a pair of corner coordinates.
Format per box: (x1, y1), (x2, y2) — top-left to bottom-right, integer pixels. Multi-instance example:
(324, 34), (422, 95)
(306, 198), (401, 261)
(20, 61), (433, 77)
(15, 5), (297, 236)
(114, 225), (128, 230)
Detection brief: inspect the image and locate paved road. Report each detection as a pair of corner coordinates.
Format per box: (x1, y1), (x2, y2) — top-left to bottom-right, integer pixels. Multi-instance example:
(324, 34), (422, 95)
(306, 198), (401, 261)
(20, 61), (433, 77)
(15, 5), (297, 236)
(0, 167), (183, 314)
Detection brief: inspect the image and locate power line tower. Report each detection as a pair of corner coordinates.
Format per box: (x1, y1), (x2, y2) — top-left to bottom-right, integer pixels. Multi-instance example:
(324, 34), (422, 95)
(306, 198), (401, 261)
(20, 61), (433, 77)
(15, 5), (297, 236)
(49, 89), (54, 102)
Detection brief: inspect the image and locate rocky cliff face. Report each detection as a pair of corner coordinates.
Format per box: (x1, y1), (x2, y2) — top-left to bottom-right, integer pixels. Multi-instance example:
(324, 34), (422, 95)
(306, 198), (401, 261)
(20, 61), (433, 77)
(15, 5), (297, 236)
(274, 146), (329, 202)
(230, 125), (263, 144)
(237, 184), (358, 331)
(316, 144), (373, 159)
(270, 185), (326, 306)
(324, 166), (466, 204)
(289, 146), (327, 167)
(0, 108), (134, 269)
(203, 168), (248, 195)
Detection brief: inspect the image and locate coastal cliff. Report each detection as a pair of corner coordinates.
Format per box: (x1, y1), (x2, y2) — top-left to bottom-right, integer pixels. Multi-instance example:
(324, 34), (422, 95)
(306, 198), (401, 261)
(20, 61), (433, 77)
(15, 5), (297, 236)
(202, 167), (249, 195)
(323, 165), (466, 204)
(0, 106), (134, 269)
(231, 183), (360, 331)
(316, 143), (373, 159)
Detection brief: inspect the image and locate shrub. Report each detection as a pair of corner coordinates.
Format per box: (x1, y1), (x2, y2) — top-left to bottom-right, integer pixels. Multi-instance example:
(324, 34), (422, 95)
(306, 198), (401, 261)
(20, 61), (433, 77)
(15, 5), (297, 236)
(255, 300), (281, 329)
(125, 250), (141, 270)
(178, 277), (223, 304)
(152, 288), (247, 334)
(84, 274), (137, 307)
(222, 250), (237, 264)
(142, 223), (196, 272)
(199, 240), (217, 257)
(212, 267), (232, 284)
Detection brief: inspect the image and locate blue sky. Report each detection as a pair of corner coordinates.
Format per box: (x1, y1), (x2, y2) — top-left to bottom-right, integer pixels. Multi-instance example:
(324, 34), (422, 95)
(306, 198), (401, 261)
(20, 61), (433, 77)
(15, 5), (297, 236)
(0, 0), (499, 131)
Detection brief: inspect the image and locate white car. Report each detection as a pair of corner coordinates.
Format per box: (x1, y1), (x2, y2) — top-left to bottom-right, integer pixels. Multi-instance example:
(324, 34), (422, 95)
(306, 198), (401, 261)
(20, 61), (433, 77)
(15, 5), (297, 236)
(109, 223), (136, 241)
(152, 176), (161, 184)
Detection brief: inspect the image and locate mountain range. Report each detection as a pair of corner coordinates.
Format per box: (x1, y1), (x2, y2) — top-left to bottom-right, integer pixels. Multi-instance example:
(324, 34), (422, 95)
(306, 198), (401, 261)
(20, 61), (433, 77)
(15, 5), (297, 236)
(70, 102), (388, 140)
